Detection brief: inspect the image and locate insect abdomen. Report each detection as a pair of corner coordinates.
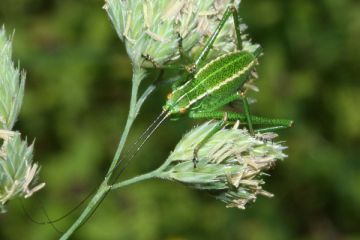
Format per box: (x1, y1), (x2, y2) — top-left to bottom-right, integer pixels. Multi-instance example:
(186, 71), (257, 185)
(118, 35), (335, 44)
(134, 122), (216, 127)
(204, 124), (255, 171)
(166, 51), (256, 114)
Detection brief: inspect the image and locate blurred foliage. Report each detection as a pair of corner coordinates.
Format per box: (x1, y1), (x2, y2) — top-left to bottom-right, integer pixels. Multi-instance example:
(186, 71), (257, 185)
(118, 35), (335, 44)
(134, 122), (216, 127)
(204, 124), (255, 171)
(0, 0), (359, 239)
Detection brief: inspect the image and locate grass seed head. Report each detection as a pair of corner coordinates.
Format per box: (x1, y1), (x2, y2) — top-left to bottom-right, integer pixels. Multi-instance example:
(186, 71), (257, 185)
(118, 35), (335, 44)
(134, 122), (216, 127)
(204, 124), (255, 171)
(160, 121), (287, 209)
(0, 132), (45, 213)
(0, 26), (25, 130)
(0, 27), (44, 213)
(104, 0), (260, 68)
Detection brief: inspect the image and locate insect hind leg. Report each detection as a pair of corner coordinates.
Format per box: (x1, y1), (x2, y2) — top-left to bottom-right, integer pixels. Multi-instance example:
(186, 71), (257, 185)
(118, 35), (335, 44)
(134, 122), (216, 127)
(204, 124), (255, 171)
(228, 6), (257, 134)
(189, 91), (255, 134)
(194, 6), (235, 68)
(230, 4), (263, 57)
(229, 5), (243, 50)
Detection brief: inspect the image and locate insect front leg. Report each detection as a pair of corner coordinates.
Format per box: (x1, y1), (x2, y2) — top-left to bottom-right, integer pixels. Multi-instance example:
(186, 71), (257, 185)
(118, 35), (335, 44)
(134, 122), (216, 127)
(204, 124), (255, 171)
(141, 54), (186, 71)
(177, 32), (192, 64)
(141, 33), (195, 72)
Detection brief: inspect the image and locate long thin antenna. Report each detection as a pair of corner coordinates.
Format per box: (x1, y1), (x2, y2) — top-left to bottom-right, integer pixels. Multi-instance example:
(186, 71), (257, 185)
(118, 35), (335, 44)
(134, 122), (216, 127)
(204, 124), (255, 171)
(21, 187), (97, 225)
(22, 111), (169, 227)
(22, 72), (168, 227)
(111, 111), (170, 184)
(20, 199), (62, 234)
(107, 110), (169, 179)
(49, 111), (171, 233)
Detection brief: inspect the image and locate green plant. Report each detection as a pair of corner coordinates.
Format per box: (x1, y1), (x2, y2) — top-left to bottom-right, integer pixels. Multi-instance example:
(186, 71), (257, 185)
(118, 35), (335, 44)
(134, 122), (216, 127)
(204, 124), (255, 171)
(0, 26), (45, 213)
(0, 0), (292, 238)
(59, 1), (292, 239)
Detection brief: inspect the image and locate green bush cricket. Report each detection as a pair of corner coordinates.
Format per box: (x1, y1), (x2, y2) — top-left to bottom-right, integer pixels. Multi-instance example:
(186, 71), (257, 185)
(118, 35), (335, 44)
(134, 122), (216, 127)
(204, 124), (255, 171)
(27, 4), (294, 231)
(111, 4), (293, 181)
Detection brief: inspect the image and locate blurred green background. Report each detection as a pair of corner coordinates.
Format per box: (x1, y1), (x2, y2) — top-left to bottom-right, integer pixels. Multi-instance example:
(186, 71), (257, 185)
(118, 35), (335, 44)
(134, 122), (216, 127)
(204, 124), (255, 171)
(0, 0), (359, 239)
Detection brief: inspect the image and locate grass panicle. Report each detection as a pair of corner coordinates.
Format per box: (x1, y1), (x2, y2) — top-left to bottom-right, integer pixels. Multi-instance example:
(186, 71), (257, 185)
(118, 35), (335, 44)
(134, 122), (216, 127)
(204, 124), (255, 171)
(158, 121), (287, 209)
(104, 0), (259, 69)
(0, 26), (44, 213)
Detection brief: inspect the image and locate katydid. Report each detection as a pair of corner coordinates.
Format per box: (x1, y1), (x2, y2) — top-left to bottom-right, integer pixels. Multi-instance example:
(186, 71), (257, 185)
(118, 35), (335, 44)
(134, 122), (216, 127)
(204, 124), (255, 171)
(111, 5), (293, 182)
(26, 4), (294, 231)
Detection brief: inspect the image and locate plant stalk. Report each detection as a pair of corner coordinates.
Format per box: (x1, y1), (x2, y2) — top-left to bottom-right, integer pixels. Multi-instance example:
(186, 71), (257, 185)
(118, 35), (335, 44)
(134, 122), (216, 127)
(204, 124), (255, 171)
(60, 67), (148, 239)
(105, 67), (146, 182)
(59, 183), (111, 240)
(59, 169), (160, 240)
(110, 169), (161, 190)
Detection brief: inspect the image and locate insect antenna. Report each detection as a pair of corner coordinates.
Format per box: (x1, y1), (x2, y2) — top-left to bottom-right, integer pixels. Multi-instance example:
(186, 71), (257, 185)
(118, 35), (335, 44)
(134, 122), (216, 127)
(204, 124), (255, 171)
(20, 199), (63, 234)
(43, 110), (171, 231)
(106, 110), (169, 179)
(110, 110), (171, 184)
(21, 96), (170, 229)
(20, 185), (98, 228)
(21, 110), (170, 228)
